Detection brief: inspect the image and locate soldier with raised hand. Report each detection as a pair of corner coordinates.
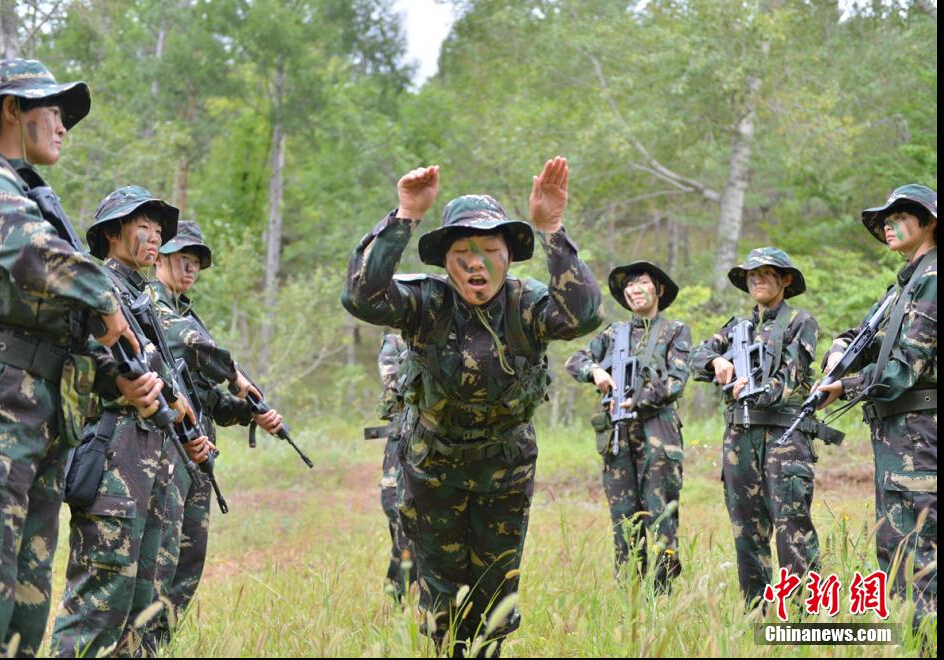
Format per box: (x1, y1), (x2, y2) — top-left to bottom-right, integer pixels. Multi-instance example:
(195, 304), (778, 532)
(566, 261), (691, 591)
(371, 332), (416, 601)
(342, 157), (602, 657)
(690, 248), (823, 609)
(145, 220), (283, 647)
(817, 185), (937, 635)
(50, 187), (207, 657)
(0, 59), (138, 657)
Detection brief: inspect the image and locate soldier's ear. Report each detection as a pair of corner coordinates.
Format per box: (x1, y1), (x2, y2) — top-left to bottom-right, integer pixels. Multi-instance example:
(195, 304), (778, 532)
(0, 96), (19, 125)
(782, 272), (793, 288)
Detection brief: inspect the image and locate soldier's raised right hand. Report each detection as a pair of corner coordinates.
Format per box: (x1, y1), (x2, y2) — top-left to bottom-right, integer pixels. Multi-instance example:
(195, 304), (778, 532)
(95, 310), (141, 354)
(711, 356), (735, 386)
(396, 165), (439, 220)
(591, 367), (617, 394)
(117, 371), (163, 414)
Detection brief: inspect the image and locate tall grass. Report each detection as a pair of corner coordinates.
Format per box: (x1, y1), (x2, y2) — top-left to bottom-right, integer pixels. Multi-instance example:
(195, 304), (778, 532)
(41, 418), (933, 657)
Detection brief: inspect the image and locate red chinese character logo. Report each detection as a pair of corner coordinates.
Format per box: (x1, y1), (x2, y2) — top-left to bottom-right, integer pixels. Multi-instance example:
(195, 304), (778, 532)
(849, 570), (889, 619)
(805, 571), (842, 617)
(763, 567), (802, 621)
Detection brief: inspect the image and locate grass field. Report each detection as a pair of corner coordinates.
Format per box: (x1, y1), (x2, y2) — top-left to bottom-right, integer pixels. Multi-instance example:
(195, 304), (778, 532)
(42, 416), (935, 657)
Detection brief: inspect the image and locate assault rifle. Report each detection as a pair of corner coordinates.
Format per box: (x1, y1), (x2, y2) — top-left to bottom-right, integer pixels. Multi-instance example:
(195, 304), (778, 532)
(718, 320), (768, 428)
(230, 367), (314, 469)
(775, 294), (895, 446)
(130, 295), (229, 513)
(599, 323), (639, 456)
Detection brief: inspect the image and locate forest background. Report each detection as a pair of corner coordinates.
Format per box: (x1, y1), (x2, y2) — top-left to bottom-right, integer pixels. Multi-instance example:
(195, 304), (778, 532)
(0, 0), (937, 656)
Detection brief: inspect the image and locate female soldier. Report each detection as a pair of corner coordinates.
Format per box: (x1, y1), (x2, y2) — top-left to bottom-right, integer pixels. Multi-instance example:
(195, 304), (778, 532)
(342, 158), (601, 656)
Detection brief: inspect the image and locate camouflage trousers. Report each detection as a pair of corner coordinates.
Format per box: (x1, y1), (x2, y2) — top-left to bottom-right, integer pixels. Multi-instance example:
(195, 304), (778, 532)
(721, 420), (820, 606)
(398, 423), (537, 648)
(50, 413), (172, 658)
(602, 411), (683, 588)
(869, 409), (937, 627)
(380, 437), (415, 599)
(0, 363), (69, 657)
(150, 451), (212, 647)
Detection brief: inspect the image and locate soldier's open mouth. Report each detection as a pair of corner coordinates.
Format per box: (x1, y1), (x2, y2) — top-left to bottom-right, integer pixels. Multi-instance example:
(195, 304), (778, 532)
(468, 276), (487, 286)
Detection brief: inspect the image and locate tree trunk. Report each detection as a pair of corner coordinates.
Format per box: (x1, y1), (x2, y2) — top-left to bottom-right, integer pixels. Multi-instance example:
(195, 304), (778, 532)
(667, 216), (679, 274)
(173, 89), (197, 215)
(0, 0), (20, 58)
(259, 61), (286, 378)
(711, 69), (763, 292)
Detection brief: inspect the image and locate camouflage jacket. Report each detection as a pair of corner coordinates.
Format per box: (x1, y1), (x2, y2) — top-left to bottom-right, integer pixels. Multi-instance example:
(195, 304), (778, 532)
(0, 156), (118, 345)
(377, 333), (406, 421)
(690, 300), (818, 411)
(149, 280), (251, 435)
(566, 314), (692, 415)
(90, 259), (178, 414)
(829, 249), (937, 402)
(342, 212), (603, 429)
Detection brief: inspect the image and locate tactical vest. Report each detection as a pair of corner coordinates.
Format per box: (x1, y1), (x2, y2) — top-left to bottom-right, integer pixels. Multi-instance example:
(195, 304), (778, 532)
(399, 276), (550, 440)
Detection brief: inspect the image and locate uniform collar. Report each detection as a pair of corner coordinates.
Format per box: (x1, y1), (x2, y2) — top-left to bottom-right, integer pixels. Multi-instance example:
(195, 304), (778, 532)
(105, 258), (148, 290)
(897, 247), (936, 287)
(752, 299), (788, 323)
(629, 312), (659, 328)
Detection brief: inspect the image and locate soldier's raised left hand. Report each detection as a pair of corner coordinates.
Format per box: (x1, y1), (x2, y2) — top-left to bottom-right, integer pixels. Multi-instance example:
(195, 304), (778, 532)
(396, 165), (440, 220)
(529, 156), (569, 233)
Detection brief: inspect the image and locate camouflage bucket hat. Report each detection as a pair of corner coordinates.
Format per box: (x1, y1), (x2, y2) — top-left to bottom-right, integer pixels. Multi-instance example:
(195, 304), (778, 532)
(86, 186), (179, 259)
(0, 59), (90, 130)
(608, 260), (679, 311)
(861, 184), (937, 244)
(159, 220), (212, 268)
(727, 247), (806, 298)
(418, 194), (534, 267)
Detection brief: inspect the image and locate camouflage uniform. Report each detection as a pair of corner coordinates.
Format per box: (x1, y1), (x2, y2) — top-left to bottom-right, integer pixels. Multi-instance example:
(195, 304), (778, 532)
(690, 247), (821, 606)
(0, 59), (118, 657)
(51, 187), (180, 657)
(830, 185), (937, 625)
(566, 261), (691, 588)
(146, 222), (251, 644)
(374, 333), (416, 599)
(342, 195), (602, 649)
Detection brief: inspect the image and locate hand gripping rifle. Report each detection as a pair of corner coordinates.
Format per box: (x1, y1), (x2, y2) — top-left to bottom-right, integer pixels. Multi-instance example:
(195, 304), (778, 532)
(599, 324), (639, 456)
(128, 294), (229, 513)
(230, 367), (314, 469)
(720, 320), (768, 428)
(775, 294), (895, 446)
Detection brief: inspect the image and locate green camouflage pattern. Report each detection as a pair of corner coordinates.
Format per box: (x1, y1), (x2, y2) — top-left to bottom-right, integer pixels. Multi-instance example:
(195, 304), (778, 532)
(566, 314), (692, 586)
(417, 194), (534, 267)
(51, 258), (174, 658)
(342, 211), (602, 644)
(829, 250), (936, 623)
(0, 156), (118, 656)
(0, 58), (90, 130)
(376, 333), (415, 598)
(726, 247), (806, 299)
(148, 279), (249, 644)
(862, 184), (937, 244)
(690, 300), (821, 605)
(158, 220), (212, 269)
(86, 186), (179, 260)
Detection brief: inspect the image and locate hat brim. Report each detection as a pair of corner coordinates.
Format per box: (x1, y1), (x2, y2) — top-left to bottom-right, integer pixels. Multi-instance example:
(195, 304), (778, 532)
(418, 218), (534, 267)
(87, 199), (179, 259)
(159, 241), (212, 269)
(727, 265), (806, 298)
(4, 80), (90, 130)
(608, 262), (679, 311)
(861, 198), (937, 244)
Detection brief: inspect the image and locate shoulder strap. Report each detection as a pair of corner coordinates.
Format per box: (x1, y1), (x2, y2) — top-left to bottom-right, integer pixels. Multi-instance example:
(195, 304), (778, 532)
(502, 278), (537, 364)
(639, 316), (664, 370)
(873, 250), (934, 387)
(762, 303), (792, 383)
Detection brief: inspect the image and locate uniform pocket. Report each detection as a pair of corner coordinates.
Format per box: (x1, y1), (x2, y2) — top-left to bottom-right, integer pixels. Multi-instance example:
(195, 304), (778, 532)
(663, 445), (685, 495)
(777, 461), (815, 518)
(883, 470), (937, 539)
(78, 494), (137, 571)
(590, 411), (613, 456)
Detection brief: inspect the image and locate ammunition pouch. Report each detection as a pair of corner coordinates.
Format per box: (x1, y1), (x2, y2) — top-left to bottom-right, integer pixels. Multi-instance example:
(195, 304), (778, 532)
(590, 411), (613, 455)
(863, 389), (937, 424)
(725, 407), (844, 446)
(0, 327), (69, 383)
(64, 410), (118, 508)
